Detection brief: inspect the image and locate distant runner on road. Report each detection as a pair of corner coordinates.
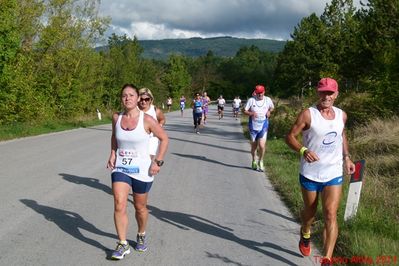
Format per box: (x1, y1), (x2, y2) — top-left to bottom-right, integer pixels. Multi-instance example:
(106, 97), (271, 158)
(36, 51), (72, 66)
(243, 85), (274, 172)
(166, 96), (172, 112)
(179, 95), (186, 117)
(232, 96), (242, 119)
(217, 95), (226, 119)
(202, 92), (211, 124)
(192, 92), (203, 134)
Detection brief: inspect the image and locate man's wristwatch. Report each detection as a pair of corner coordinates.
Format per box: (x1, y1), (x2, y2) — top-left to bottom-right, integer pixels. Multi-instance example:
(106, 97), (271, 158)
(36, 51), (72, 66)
(154, 159), (164, 167)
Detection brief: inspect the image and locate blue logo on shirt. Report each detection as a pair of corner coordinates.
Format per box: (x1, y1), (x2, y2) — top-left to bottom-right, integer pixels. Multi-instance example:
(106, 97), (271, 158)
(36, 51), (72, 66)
(322, 131), (337, 145)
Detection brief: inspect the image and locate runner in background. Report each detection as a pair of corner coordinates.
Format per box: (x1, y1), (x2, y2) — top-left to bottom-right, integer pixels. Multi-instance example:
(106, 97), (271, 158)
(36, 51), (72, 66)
(243, 85), (274, 172)
(192, 93), (203, 134)
(138, 88), (166, 158)
(179, 95), (186, 117)
(202, 92), (211, 124)
(217, 95), (226, 119)
(232, 96), (242, 119)
(166, 96), (172, 112)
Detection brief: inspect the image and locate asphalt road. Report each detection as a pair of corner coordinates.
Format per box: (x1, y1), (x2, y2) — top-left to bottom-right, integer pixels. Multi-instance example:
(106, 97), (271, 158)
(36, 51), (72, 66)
(0, 106), (319, 266)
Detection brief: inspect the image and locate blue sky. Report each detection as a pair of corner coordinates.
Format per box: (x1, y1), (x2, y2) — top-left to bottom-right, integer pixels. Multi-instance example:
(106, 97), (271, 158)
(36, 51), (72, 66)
(98, 0), (366, 41)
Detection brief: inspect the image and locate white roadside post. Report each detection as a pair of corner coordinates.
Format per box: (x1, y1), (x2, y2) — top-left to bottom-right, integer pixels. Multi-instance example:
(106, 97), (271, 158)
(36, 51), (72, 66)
(96, 109), (102, 120)
(344, 160), (366, 221)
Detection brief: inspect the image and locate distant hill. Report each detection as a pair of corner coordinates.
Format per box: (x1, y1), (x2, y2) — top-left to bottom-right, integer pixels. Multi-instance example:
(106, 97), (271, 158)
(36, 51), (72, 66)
(140, 36), (286, 59)
(97, 36), (286, 60)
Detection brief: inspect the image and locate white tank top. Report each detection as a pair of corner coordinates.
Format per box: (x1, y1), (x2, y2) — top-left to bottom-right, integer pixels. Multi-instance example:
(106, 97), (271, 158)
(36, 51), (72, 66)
(245, 96), (274, 131)
(113, 111), (153, 182)
(145, 105), (159, 156)
(300, 106), (344, 182)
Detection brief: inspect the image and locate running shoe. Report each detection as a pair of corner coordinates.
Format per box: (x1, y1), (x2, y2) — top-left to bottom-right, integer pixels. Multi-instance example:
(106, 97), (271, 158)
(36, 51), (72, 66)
(298, 229), (311, 256)
(111, 241), (131, 260)
(251, 160), (258, 170)
(135, 234), (148, 252)
(258, 161), (265, 172)
(320, 257), (332, 266)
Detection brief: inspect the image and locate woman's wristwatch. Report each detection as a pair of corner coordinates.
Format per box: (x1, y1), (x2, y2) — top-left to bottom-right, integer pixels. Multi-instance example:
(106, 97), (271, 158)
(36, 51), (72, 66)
(154, 159), (164, 167)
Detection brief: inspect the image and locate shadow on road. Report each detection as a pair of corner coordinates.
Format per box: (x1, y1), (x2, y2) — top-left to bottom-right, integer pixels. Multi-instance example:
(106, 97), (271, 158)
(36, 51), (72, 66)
(260, 208), (297, 223)
(168, 137), (248, 154)
(165, 120), (248, 142)
(171, 152), (252, 170)
(84, 126), (112, 132)
(205, 251), (249, 266)
(59, 173), (135, 204)
(20, 199), (116, 259)
(59, 173), (112, 196)
(148, 205), (302, 265)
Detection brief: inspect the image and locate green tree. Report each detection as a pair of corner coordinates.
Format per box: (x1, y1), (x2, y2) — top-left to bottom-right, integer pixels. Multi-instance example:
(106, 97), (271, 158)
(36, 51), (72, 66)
(0, 0), (21, 123)
(321, 0), (360, 90)
(274, 0), (361, 97)
(137, 59), (169, 107)
(220, 45), (277, 98)
(357, 0), (399, 114)
(189, 50), (223, 99)
(162, 54), (192, 100)
(33, 0), (109, 119)
(0, 0), (50, 123)
(102, 34), (144, 109)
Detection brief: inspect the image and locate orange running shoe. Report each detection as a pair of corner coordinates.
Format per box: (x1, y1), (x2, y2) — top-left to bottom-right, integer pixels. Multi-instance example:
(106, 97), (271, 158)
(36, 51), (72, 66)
(298, 229), (311, 256)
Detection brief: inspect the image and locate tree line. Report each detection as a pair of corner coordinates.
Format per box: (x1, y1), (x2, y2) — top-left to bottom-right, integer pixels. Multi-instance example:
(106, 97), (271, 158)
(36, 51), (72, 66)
(0, 0), (397, 125)
(273, 0), (398, 119)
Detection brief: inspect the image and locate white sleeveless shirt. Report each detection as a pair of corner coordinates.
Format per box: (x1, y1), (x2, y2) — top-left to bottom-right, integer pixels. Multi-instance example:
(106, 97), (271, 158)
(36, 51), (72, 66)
(244, 96), (274, 131)
(144, 105), (159, 156)
(113, 111), (153, 182)
(300, 106), (344, 182)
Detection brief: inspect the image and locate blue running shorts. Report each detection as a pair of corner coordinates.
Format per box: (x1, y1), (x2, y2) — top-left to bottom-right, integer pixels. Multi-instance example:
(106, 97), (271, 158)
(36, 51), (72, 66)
(249, 118), (269, 142)
(112, 172), (153, 194)
(300, 175), (343, 192)
(249, 128), (268, 142)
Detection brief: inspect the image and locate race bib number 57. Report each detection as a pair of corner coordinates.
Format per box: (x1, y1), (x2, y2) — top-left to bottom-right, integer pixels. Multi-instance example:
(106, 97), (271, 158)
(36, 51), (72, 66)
(115, 149), (140, 174)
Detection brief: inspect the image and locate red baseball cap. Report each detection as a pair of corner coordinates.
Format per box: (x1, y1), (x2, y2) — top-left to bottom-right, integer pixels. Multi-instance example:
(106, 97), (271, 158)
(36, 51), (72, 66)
(317, 78), (338, 92)
(254, 85), (265, 94)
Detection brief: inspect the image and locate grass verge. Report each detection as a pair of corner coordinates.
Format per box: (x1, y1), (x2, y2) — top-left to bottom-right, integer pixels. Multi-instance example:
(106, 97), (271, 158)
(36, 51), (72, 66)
(0, 115), (111, 142)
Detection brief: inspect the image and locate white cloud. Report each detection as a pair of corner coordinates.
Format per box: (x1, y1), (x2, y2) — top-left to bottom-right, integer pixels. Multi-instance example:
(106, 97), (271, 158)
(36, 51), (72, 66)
(98, 0), (366, 41)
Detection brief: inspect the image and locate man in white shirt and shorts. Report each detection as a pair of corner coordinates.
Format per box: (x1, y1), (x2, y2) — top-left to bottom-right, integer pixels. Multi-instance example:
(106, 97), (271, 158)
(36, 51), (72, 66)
(244, 85), (274, 171)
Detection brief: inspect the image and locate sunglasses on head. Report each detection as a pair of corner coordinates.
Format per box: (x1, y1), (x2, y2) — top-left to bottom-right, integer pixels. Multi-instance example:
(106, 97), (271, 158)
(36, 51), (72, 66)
(140, 97), (151, 102)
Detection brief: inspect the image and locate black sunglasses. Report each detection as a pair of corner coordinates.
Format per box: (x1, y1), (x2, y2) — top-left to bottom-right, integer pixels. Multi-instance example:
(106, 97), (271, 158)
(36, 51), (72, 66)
(140, 97), (151, 102)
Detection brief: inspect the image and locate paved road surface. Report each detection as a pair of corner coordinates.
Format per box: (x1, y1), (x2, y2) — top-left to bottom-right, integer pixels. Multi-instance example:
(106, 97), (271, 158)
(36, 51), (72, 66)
(0, 106), (318, 265)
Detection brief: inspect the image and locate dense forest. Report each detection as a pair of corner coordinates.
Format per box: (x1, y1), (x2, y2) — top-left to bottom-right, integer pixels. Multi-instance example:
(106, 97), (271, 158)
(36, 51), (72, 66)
(0, 0), (398, 125)
(136, 37), (285, 59)
(96, 36), (286, 60)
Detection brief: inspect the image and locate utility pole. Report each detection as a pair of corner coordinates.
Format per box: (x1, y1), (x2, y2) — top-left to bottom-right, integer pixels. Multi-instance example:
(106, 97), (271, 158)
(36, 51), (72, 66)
(301, 80), (312, 99)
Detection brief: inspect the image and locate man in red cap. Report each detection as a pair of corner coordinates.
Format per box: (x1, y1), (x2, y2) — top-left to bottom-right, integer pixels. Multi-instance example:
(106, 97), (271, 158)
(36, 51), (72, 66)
(285, 77), (355, 266)
(243, 84), (274, 171)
